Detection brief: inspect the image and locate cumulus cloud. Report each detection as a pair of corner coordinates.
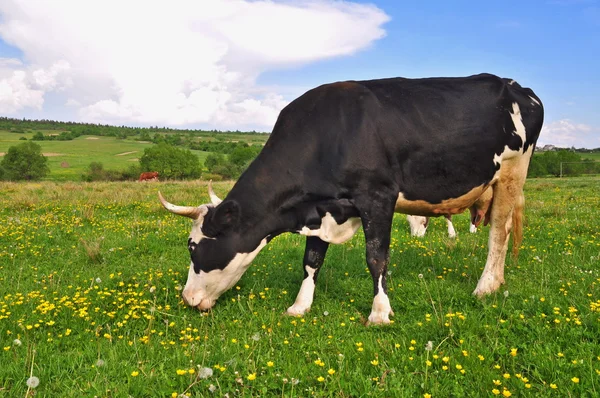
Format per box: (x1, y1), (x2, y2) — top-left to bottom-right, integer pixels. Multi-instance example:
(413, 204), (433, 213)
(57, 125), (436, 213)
(0, 0), (389, 129)
(540, 119), (599, 148)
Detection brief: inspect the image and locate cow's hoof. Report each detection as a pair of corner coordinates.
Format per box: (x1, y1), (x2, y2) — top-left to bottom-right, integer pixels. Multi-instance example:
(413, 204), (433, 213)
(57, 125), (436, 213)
(367, 311), (392, 325)
(286, 305), (309, 317)
(473, 276), (504, 297)
(469, 224), (477, 233)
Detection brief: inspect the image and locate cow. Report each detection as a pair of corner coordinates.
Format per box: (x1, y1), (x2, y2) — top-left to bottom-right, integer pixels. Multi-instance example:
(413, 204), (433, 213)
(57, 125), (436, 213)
(407, 187), (494, 237)
(139, 171), (159, 182)
(159, 73), (543, 325)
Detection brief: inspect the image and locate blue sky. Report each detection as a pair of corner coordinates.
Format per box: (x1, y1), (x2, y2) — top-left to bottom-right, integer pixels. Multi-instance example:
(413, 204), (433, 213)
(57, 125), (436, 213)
(1, 0), (599, 147)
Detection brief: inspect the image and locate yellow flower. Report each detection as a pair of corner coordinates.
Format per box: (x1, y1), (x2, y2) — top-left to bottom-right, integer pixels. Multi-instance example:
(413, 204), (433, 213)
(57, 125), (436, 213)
(492, 389), (500, 395)
(247, 373), (256, 381)
(510, 348), (518, 357)
(550, 383), (557, 389)
(188, 368), (195, 374)
(503, 373), (511, 379)
(502, 390), (512, 397)
(571, 377), (580, 383)
(267, 361), (274, 367)
(478, 355), (485, 361)
(442, 366), (448, 371)
(176, 369), (187, 375)
(131, 371), (139, 377)
(328, 368), (335, 375)
(557, 352), (564, 358)
(317, 376), (325, 382)
(493, 380), (502, 386)
(171, 393), (177, 398)
(371, 359), (379, 366)
(424, 394), (432, 398)
(442, 357), (450, 363)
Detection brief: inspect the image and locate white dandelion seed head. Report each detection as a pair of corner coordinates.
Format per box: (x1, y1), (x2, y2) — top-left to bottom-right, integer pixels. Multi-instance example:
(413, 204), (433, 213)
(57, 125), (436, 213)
(425, 341), (433, 351)
(13, 339), (22, 346)
(175, 285), (182, 291)
(95, 359), (105, 367)
(95, 277), (102, 284)
(503, 290), (509, 298)
(323, 311), (329, 316)
(418, 274), (424, 279)
(198, 367), (213, 379)
(26, 376), (40, 388)
(149, 286), (156, 293)
(292, 378), (300, 385)
(251, 333), (260, 341)
(208, 384), (217, 393)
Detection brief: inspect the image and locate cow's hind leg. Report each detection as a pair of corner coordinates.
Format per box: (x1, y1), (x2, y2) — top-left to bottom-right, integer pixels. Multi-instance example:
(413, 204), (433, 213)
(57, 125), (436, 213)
(473, 157), (528, 296)
(286, 237), (329, 316)
(445, 215), (457, 238)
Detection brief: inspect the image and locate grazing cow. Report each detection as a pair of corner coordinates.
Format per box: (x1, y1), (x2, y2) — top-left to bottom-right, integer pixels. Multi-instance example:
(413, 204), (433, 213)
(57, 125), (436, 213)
(139, 171), (159, 182)
(159, 73), (543, 324)
(407, 188), (494, 237)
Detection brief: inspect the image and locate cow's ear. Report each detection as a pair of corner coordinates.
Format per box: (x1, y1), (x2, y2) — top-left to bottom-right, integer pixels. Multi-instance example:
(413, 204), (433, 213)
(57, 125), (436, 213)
(213, 200), (241, 230)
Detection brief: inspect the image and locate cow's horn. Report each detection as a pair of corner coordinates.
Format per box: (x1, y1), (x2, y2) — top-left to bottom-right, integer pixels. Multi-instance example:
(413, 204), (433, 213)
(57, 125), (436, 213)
(158, 192), (208, 220)
(208, 180), (223, 205)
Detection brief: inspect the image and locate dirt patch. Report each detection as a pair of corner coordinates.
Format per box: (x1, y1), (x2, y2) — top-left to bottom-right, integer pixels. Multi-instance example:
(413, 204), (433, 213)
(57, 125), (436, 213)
(0, 152), (5, 156)
(43, 153), (64, 157)
(86, 137), (99, 140)
(137, 141), (151, 144)
(128, 158), (139, 162)
(116, 151), (137, 156)
(61, 162), (70, 168)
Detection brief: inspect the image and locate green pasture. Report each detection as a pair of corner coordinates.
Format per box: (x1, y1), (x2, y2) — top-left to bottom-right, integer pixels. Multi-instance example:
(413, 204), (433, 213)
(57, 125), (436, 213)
(0, 131), (211, 181)
(0, 178), (599, 397)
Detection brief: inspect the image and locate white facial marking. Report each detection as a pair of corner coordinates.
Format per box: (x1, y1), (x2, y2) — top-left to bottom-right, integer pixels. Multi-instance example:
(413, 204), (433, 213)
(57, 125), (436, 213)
(407, 215), (427, 237)
(368, 275), (392, 324)
(182, 239), (268, 308)
(299, 213), (361, 244)
(286, 266), (316, 316)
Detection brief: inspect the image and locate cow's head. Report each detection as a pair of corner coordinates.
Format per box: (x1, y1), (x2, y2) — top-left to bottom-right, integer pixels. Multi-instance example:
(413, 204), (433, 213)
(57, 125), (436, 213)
(159, 182), (266, 311)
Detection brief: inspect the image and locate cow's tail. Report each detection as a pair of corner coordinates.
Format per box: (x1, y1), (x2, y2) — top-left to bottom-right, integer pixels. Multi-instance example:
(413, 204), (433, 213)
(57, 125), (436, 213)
(511, 191), (524, 259)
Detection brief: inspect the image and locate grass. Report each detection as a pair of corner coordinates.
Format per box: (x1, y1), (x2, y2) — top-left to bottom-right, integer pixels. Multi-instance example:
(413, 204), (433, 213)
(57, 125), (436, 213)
(0, 178), (599, 397)
(0, 130), (212, 181)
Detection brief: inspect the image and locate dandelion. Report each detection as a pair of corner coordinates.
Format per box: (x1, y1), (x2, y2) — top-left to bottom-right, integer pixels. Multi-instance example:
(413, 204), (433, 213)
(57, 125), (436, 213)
(503, 290), (509, 298)
(149, 286), (156, 293)
(251, 333), (261, 341)
(208, 384), (216, 393)
(95, 277), (102, 284)
(13, 339), (22, 346)
(198, 367), (213, 379)
(323, 311), (329, 316)
(247, 373), (256, 381)
(26, 376), (40, 388)
(95, 359), (105, 367)
(425, 341), (433, 351)
(418, 274), (424, 279)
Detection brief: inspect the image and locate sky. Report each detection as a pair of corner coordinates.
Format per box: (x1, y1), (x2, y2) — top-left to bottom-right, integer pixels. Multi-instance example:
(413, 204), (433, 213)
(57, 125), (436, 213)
(0, 0), (599, 148)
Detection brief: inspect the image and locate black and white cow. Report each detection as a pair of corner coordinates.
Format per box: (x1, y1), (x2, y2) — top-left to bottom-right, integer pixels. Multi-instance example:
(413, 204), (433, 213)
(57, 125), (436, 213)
(159, 73), (543, 324)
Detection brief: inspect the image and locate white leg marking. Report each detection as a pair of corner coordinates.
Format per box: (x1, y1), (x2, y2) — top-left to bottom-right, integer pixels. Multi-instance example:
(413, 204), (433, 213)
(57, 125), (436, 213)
(286, 266), (316, 316)
(446, 218), (457, 238)
(469, 223), (477, 233)
(368, 276), (392, 325)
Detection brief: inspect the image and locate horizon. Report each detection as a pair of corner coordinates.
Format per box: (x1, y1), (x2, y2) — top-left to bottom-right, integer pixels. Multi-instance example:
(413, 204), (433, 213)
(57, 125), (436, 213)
(1, 1), (599, 148)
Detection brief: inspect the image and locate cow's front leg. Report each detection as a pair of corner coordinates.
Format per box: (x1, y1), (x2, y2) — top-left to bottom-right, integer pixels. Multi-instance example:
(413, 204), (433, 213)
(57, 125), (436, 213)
(358, 198), (396, 325)
(286, 237), (329, 316)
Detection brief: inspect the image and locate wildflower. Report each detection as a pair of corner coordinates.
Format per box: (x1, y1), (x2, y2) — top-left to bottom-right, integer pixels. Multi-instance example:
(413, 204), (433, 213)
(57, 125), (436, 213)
(131, 371), (139, 377)
(442, 357), (450, 363)
(550, 383), (557, 389)
(478, 355), (485, 361)
(247, 373), (256, 381)
(323, 311), (329, 316)
(95, 277), (102, 284)
(424, 394), (432, 398)
(267, 361), (274, 367)
(571, 377), (579, 383)
(13, 339), (22, 346)
(328, 368), (335, 375)
(95, 359), (105, 367)
(176, 369), (187, 375)
(492, 389), (500, 395)
(26, 376), (40, 388)
(418, 274), (424, 279)
(503, 373), (510, 379)
(502, 390), (512, 397)
(208, 384), (216, 393)
(425, 341), (433, 351)
(317, 376), (325, 382)
(493, 380), (502, 386)
(503, 290), (509, 298)
(510, 348), (518, 357)
(198, 367), (213, 379)
(371, 359), (379, 366)
(251, 333), (260, 341)
(149, 286), (156, 293)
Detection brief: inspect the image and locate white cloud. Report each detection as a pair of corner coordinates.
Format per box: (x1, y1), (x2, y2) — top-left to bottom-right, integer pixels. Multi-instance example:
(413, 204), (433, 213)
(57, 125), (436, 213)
(0, 0), (389, 129)
(539, 119), (599, 148)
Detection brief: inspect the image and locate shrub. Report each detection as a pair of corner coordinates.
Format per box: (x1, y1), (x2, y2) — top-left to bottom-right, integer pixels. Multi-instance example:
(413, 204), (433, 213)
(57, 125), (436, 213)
(139, 143), (201, 180)
(0, 141), (49, 181)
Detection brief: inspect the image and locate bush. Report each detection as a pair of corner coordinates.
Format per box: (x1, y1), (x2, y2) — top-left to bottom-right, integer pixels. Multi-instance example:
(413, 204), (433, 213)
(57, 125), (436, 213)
(0, 141), (49, 181)
(81, 162), (141, 181)
(139, 143), (201, 180)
